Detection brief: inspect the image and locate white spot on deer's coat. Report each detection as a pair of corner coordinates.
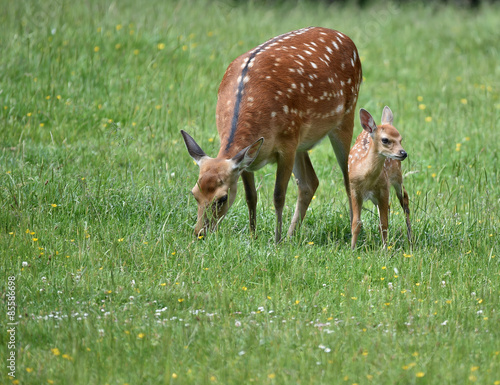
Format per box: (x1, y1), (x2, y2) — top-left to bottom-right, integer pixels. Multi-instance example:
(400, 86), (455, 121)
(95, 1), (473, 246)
(353, 50), (357, 61)
(326, 46), (333, 54)
(283, 105), (289, 114)
(243, 75), (250, 84)
(351, 58), (355, 67)
(336, 105), (344, 113)
(332, 41), (339, 50)
(271, 111), (277, 118)
(310, 62), (317, 69)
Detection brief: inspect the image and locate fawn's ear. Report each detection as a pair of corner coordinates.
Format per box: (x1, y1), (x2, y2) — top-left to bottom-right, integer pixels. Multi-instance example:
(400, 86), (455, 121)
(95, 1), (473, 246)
(359, 109), (378, 134)
(381, 106), (394, 125)
(232, 137), (264, 172)
(181, 130), (208, 166)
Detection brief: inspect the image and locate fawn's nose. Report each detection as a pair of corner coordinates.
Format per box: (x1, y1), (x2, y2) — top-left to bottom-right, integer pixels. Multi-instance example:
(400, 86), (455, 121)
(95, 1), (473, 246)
(399, 150), (408, 159)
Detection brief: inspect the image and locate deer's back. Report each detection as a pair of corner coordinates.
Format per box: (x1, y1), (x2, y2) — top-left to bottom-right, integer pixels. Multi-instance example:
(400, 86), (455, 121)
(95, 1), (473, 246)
(216, 27), (362, 161)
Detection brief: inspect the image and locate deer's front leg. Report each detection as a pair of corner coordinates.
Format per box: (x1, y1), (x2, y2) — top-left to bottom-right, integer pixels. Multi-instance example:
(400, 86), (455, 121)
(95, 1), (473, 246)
(241, 171), (257, 235)
(274, 153), (295, 243)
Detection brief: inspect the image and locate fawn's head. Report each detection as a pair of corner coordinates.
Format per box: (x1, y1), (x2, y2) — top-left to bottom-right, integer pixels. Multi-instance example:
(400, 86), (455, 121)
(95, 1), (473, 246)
(359, 106), (407, 161)
(181, 130), (263, 237)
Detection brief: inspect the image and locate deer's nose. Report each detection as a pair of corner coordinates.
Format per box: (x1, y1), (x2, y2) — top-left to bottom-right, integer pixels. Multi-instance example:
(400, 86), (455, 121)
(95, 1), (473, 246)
(194, 224), (207, 239)
(399, 150), (407, 159)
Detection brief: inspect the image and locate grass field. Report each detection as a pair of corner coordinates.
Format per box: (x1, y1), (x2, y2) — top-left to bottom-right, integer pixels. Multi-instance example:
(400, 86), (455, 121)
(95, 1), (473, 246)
(1, 0), (499, 384)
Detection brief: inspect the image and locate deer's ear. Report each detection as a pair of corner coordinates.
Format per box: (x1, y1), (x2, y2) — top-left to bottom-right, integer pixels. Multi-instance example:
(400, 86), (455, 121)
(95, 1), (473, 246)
(381, 106), (394, 125)
(359, 109), (378, 134)
(181, 130), (208, 166)
(232, 138), (264, 172)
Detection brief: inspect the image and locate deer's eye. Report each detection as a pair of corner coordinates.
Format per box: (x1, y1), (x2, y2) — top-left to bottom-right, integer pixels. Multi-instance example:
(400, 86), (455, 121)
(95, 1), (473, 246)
(217, 195), (228, 205)
(381, 138), (390, 145)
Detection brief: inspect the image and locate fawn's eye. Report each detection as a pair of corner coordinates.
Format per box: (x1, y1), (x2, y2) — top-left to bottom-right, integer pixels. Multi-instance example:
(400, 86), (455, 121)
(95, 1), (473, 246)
(217, 195), (228, 205)
(381, 138), (390, 145)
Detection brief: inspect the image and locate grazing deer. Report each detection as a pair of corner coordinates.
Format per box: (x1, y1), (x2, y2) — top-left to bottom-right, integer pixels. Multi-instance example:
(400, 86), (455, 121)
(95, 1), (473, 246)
(181, 27), (362, 242)
(348, 106), (412, 249)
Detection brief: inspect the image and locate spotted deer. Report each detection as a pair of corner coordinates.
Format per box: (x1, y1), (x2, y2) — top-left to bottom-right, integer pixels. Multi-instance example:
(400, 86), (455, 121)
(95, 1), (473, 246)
(181, 27), (362, 242)
(348, 106), (412, 249)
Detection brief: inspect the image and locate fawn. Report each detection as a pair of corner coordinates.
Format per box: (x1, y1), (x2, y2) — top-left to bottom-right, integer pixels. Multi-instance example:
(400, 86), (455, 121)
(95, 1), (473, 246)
(348, 106), (412, 249)
(181, 27), (362, 242)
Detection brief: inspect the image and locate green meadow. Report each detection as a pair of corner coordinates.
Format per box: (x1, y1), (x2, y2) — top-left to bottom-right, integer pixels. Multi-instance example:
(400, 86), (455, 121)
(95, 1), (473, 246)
(1, 0), (499, 384)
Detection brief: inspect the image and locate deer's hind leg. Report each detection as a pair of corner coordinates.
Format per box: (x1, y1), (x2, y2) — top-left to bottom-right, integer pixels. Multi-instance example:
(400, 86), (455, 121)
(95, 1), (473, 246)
(287, 151), (319, 237)
(328, 114), (354, 224)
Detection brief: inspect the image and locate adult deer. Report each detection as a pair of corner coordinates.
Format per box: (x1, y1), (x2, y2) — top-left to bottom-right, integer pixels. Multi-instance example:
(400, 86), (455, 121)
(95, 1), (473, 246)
(348, 107), (412, 249)
(181, 27), (362, 242)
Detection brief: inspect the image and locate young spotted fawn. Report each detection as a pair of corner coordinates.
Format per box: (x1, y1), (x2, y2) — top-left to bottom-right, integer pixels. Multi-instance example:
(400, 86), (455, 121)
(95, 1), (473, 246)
(348, 107), (412, 249)
(181, 27), (362, 242)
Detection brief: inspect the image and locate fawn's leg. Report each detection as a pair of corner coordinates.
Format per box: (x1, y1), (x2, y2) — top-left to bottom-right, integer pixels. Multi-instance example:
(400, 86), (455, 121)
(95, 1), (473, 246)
(350, 191), (363, 250)
(394, 183), (412, 245)
(377, 192), (390, 248)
